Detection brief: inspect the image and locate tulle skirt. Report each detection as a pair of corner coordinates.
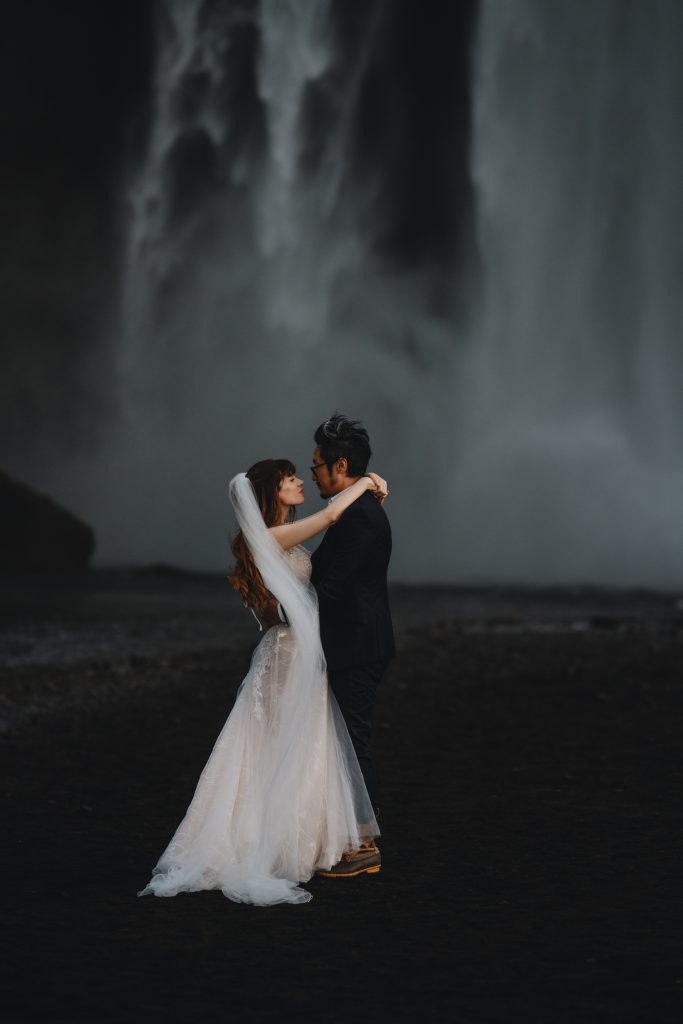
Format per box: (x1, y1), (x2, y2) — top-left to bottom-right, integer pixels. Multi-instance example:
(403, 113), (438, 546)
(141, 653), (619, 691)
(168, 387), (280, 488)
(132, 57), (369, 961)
(137, 624), (378, 906)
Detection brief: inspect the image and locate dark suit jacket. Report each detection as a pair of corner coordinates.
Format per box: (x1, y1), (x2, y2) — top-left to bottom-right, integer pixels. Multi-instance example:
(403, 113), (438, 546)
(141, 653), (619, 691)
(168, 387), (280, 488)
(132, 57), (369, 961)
(311, 490), (395, 671)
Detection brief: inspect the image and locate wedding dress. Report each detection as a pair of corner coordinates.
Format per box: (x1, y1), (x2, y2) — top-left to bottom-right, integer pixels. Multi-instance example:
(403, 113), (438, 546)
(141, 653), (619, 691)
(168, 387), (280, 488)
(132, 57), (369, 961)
(137, 473), (378, 906)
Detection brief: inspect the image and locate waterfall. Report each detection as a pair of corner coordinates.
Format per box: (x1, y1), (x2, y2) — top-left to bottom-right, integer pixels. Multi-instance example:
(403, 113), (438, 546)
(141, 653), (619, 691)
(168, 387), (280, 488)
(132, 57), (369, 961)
(78, 0), (453, 574)
(451, 0), (683, 584)
(41, 0), (683, 585)
(255, 0), (386, 337)
(120, 0), (243, 403)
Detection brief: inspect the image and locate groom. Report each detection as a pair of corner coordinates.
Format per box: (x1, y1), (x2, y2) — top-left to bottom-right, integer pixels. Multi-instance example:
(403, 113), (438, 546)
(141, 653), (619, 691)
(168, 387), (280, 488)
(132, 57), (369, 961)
(310, 413), (395, 877)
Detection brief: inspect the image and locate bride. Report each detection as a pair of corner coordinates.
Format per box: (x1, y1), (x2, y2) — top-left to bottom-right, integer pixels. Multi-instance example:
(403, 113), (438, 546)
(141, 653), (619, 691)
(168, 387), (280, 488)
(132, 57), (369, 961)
(137, 458), (387, 906)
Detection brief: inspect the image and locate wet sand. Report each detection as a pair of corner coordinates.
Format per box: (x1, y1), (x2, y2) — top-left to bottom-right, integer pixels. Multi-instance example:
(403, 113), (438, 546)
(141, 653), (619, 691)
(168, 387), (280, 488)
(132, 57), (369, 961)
(1, 572), (682, 1022)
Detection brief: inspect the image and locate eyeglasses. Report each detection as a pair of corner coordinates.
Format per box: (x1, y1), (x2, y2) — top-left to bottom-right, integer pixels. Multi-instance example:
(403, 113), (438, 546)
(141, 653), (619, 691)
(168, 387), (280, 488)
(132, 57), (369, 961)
(310, 460), (327, 475)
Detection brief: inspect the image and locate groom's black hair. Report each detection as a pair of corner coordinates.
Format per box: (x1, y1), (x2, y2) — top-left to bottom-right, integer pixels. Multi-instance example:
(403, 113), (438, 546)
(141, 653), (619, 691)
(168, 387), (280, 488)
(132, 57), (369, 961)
(314, 413), (371, 476)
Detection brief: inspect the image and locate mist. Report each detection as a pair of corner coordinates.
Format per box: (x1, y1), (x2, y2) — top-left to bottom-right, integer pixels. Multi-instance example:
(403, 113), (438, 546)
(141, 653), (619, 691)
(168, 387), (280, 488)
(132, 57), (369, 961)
(3, 0), (682, 585)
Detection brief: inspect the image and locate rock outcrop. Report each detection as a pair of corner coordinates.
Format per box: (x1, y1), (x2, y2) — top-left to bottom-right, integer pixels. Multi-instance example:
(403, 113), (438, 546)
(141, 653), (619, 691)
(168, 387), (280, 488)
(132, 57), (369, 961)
(0, 470), (95, 571)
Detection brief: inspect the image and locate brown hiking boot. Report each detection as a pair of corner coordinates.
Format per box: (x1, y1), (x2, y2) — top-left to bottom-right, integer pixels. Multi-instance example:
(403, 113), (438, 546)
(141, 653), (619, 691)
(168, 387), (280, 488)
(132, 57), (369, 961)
(315, 844), (381, 878)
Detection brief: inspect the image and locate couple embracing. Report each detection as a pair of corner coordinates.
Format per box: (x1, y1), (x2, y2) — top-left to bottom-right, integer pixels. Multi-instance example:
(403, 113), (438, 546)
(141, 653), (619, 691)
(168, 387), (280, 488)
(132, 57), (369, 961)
(138, 414), (395, 906)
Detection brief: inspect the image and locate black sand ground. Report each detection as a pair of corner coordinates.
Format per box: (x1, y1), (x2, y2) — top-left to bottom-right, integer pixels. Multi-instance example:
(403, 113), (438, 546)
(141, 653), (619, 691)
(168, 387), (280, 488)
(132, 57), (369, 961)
(1, 574), (682, 1022)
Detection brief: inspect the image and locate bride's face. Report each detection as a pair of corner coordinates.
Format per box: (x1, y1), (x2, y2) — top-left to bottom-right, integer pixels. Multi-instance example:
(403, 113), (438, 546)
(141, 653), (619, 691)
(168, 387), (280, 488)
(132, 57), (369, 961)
(278, 473), (305, 514)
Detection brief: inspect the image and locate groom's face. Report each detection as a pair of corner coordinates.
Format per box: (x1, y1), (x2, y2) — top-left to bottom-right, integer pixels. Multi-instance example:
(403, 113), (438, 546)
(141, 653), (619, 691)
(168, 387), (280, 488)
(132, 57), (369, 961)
(311, 445), (346, 499)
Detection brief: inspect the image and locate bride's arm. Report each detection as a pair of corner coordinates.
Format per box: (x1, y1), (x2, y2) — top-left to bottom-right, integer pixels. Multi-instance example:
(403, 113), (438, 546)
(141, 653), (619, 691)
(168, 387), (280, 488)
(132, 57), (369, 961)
(269, 475), (384, 551)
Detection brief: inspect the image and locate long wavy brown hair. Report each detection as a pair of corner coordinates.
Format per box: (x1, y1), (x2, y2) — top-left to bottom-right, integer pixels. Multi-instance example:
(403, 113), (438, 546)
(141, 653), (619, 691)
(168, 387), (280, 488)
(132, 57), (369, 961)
(228, 459), (296, 611)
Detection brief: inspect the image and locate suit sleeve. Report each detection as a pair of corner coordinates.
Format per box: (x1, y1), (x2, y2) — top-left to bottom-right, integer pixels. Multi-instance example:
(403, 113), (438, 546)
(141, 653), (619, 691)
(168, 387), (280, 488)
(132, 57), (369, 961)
(313, 503), (377, 610)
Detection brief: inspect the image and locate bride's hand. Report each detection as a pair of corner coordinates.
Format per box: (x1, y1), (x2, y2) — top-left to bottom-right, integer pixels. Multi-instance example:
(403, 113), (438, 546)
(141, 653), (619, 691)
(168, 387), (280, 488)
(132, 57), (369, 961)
(365, 472), (389, 504)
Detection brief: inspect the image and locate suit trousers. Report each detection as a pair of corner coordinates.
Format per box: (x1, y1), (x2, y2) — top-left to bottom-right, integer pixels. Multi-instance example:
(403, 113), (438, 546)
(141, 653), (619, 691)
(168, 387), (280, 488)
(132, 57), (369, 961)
(328, 660), (389, 822)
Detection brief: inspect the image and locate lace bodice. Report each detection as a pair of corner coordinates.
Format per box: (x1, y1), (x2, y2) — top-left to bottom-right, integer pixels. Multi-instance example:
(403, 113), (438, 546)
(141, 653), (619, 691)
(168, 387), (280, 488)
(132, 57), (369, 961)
(248, 545), (311, 720)
(286, 544), (312, 581)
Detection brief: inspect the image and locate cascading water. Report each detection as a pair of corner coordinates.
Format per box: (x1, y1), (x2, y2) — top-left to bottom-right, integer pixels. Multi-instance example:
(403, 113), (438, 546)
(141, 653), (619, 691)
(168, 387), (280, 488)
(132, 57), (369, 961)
(73, 0), (456, 576)
(42, 0), (683, 585)
(451, 0), (683, 584)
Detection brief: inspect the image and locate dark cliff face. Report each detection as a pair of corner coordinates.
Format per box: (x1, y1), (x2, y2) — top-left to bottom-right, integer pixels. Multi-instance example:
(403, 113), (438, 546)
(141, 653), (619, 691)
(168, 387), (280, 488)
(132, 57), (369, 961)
(335, 0), (478, 273)
(0, 468), (95, 570)
(0, 0), (155, 462)
(0, 0), (478, 466)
